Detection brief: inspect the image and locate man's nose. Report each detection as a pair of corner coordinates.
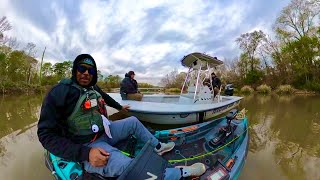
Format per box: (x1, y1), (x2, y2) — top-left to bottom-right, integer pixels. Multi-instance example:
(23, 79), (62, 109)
(83, 70), (89, 75)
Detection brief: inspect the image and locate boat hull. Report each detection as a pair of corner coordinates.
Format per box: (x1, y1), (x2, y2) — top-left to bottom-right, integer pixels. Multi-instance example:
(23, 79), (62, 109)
(108, 93), (242, 124)
(128, 100), (241, 124)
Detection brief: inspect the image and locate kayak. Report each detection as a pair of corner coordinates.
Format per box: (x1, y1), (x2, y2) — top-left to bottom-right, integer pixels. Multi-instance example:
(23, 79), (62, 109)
(44, 109), (249, 180)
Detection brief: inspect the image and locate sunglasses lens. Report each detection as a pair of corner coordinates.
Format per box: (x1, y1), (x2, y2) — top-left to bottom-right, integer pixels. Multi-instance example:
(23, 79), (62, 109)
(77, 65), (87, 73)
(77, 65), (95, 75)
(88, 68), (95, 75)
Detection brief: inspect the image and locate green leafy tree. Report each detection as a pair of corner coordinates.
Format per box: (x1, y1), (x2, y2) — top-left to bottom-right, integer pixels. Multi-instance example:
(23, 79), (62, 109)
(53, 61), (72, 80)
(42, 62), (53, 77)
(138, 83), (156, 88)
(104, 75), (121, 88)
(40, 62), (57, 85)
(97, 70), (104, 81)
(282, 36), (319, 86)
(7, 50), (25, 82)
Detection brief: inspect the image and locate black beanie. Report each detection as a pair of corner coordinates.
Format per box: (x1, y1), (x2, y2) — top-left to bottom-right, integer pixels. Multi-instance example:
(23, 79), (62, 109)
(128, 71), (135, 76)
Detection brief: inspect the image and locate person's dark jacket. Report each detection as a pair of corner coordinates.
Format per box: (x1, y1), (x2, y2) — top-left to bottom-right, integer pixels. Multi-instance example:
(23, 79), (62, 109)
(120, 73), (138, 94)
(37, 54), (123, 163)
(212, 76), (221, 89)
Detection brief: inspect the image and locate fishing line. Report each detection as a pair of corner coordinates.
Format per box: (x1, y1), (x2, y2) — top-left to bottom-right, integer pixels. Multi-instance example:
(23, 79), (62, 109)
(168, 127), (249, 163)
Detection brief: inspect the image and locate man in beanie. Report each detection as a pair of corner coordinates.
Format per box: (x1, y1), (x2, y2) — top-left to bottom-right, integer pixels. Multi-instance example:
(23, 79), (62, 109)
(120, 70), (143, 101)
(37, 54), (206, 179)
(211, 72), (221, 97)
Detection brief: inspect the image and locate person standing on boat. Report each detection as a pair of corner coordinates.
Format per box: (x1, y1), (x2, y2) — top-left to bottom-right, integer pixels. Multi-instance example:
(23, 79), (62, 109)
(211, 72), (222, 97)
(37, 54), (206, 179)
(120, 70), (143, 101)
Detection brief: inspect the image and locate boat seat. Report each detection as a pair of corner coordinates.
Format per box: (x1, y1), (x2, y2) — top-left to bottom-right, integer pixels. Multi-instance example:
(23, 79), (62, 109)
(179, 94), (198, 104)
(179, 85), (212, 104)
(187, 86), (199, 93)
(118, 140), (167, 180)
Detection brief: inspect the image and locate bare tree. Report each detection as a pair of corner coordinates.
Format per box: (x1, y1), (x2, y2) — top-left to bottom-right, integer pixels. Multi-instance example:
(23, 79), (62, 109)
(236, 30), (267, 71)
(22, 42), (38, 84)
(275, 0), (320, 40)
(0, 16), (12, 44)
(23, 42), (37, 57)
(3, 37), (19, 49)
(0, 16), (12, 34)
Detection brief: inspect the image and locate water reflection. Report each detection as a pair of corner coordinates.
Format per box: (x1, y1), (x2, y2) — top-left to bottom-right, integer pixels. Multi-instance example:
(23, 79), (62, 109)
(0, 125), (51, 179)
(0, 95), (42, 138)
(239, 95), (320, 180)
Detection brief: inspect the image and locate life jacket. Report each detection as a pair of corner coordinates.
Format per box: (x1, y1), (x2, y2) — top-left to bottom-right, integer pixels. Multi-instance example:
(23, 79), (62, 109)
(60, 79), (108, 136)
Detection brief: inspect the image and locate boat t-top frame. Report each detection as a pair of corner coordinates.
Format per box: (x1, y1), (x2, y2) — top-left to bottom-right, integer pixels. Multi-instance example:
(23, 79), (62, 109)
(180, 52), (223, 102)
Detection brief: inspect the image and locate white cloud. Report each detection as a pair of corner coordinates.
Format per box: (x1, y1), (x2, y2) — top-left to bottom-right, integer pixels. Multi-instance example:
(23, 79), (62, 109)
(0, 0), (291, 85)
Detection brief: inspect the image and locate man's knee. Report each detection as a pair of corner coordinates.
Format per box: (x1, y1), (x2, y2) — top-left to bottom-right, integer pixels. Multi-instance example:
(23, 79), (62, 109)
(105, 159), (131, 176)
(127, 93), (143, 101)
(101, 152), (132, 177)
(127, 116), (139, 124)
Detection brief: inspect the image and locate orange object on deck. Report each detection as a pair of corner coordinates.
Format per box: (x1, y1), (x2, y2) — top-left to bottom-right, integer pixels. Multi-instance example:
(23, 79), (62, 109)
(170, 137), (178, 141)
(226, 158), (235, 169)
(182, 125), (198, 132)
(169, 129), (178, 134)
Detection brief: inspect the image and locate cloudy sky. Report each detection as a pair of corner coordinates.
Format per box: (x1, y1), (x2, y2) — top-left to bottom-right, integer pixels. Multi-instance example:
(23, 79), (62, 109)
(0, 0), (290, 85)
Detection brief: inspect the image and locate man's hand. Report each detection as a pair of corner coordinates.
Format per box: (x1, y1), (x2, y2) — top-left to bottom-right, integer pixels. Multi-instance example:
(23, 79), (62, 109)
(121, 105), (130, 112)
(89, 147), (110, 167)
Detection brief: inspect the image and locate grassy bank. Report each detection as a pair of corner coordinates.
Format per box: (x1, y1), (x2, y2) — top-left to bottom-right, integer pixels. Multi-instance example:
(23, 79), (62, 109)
(235, 84), (318, 96)
(0, 83), (48, 95)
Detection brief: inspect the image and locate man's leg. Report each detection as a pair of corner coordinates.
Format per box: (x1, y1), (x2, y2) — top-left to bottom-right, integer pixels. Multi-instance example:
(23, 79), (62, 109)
(107, 116), (159, 146)
(84, 138), (132, 177)
(127, 93), (143, 101)
(213, 87), (219, 98)
(106, 116), (175, 156)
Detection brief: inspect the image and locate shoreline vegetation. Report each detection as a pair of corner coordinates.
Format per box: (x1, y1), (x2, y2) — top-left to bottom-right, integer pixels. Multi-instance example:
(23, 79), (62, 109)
(3, 85), (317, 96)
(1, 0), (320, 96)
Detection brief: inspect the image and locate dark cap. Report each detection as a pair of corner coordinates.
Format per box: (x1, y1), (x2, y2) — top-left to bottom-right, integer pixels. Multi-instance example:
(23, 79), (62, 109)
(128, 71), (135, 76)
(78, 58), (95, 66)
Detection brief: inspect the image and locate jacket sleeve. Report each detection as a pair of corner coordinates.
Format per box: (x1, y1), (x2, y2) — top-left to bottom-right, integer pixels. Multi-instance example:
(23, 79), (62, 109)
(94, 85), (123, 110)
(37, 85), (91, 162)
(120, 79), (128, 93)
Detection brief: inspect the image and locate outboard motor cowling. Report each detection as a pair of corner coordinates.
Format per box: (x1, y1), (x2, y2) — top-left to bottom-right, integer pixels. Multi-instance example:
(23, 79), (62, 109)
(224, 84), (234, 96)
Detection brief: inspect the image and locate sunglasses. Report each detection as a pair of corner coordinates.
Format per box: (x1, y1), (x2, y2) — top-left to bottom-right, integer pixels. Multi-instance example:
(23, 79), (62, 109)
(77, 65), (96, 75)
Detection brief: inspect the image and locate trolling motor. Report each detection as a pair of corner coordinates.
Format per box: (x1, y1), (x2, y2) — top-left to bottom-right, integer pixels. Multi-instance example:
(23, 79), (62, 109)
(224, 84), (234, 96)
(208, 109), (238, 148)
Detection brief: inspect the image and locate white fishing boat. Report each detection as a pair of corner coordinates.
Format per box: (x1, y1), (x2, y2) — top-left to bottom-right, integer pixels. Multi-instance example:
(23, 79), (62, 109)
(108, 52), (242, 124)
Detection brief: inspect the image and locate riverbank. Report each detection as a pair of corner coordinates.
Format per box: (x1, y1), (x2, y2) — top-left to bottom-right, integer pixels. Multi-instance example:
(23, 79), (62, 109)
(0, 85), (48, 95)
(1, 85), (319, 96)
